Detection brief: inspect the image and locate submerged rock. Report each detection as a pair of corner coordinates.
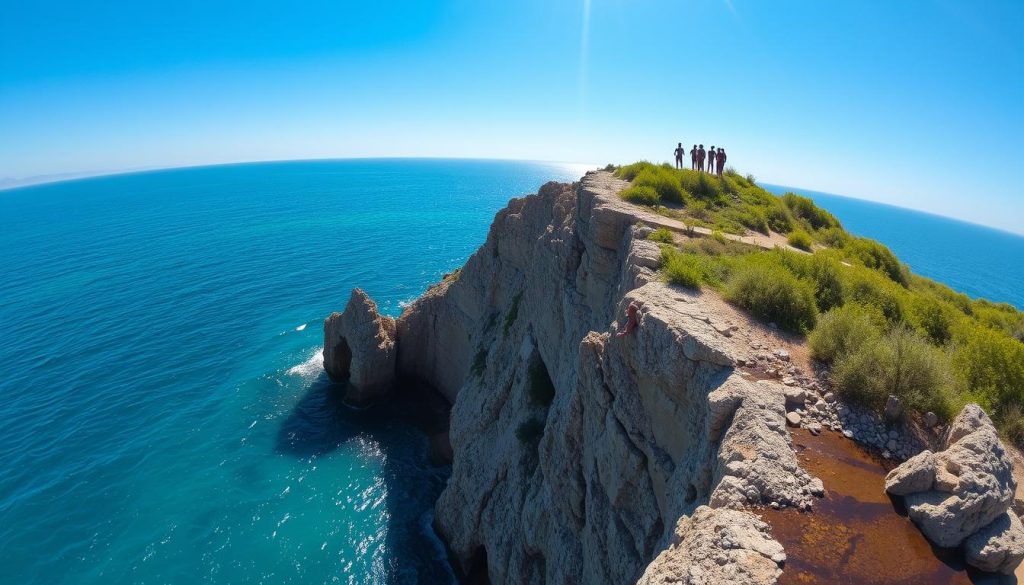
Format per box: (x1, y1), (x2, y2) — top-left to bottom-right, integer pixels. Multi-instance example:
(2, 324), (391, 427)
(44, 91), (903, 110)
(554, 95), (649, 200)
(323, 288), (397, 405)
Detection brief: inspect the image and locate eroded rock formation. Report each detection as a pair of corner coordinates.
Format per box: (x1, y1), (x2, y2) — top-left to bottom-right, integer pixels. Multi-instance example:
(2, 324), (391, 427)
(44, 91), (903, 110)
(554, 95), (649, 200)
(322, 288), (396, 405)
(885, 403), (1024, 573)
(326, 172), (820, 583)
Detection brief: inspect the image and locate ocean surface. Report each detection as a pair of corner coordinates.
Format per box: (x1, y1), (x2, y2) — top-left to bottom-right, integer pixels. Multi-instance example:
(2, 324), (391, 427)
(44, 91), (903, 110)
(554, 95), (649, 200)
(0, 159), (589, 585)
(1, 160), (1021, 585)
(763, 184), (1024, 309)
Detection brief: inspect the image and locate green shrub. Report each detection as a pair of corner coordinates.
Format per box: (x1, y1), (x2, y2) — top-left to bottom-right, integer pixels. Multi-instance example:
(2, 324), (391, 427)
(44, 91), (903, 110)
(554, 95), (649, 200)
(765, 202), (794, 233)
(781, 193), (841, 230)
(771, 251), (845, 312)
(952, 322), (1024, 414)
(711, 230), (728, 244)
(998, 404), (1024, 449)
(662, 250), (704, 289)
(723, 257), (818, 333)
(634, 167), (685, 204)
(647, 227), (674, 244)
(817, 227), (850, 249)
(808, 304), (884, 362)
(788, 229), (813, 251)
(832, 326), (954, 416)
(845, 268), (907, 324)
(909, 296), (957, 345)
(515, 418), (545, 445)
(527, 361), (556, 406)
(845, 237), (908, 285)
(621, 185), (660, 206)
(503, 292), (522, 337)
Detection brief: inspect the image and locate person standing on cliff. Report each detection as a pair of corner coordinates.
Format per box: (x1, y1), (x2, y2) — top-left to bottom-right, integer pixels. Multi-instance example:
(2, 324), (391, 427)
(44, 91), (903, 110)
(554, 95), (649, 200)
(717, 148), (727, 175)
(674, 143), (685, 169)
(697, 145), (706, 172)
(708, 147), (716, 173)
(690, 144), (698, 170)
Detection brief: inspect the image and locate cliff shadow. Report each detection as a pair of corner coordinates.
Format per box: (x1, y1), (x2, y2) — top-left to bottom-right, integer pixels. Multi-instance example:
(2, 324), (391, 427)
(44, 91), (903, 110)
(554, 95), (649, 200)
(274, 372), (455, 584)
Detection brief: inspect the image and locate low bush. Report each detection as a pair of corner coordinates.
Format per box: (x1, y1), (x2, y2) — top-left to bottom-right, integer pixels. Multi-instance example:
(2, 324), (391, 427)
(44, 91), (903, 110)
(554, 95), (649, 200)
(951, 322), (1024, 415)
(998, 404), (1024, 448)
(765, 202), (794, 234)
(782, 193), (841, 230)
(845, 268), (907, 324)
(845, 237), (908, 285)
(832, 326), (954, 417)
(816, 227), (850, 249)
(909, 295), (957, 345)
(647, 227), (674, 243)
(808, 304), (884, 362)
(662, 250), (705, 289)
(723, 256), (818, 333)
(788, 229), (813, 251)
(621, 185), (660, 206)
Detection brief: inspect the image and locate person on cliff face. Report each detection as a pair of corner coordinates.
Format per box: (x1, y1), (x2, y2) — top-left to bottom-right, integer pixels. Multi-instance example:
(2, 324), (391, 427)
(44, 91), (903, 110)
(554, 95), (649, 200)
(674, 142), (685, 169)
(717, 148), (727, 176)
(697, 145), (706, 172)
(690, 144), (698, 170)
(616, 302), (640, 337)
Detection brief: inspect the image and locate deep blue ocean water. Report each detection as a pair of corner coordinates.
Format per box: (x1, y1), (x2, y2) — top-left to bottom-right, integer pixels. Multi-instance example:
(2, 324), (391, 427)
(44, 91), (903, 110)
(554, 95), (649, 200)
(0, 160), (1020, 585)
(763, 184), (1024, 309)
(0, 159), (588, 585)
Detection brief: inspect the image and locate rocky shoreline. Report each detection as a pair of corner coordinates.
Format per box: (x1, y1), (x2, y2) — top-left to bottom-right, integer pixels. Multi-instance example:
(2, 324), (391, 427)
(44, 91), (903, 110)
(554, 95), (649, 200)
(322, 170), (1022, 583)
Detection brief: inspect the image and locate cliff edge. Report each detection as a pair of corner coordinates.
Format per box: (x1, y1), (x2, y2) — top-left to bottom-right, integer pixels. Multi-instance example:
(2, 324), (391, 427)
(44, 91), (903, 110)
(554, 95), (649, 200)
(326, 171), (824, 583)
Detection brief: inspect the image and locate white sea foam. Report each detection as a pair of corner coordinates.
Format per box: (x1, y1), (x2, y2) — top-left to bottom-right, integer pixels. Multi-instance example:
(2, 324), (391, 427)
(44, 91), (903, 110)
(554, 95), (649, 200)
(295, 323), (307, 331)
(287, 348), (323, 379)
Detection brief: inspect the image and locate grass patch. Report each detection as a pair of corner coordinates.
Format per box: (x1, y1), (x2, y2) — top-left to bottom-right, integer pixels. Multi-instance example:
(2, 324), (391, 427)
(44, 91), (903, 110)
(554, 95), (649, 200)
(647, 227), (674, 244)
(621, 185), (659, 207)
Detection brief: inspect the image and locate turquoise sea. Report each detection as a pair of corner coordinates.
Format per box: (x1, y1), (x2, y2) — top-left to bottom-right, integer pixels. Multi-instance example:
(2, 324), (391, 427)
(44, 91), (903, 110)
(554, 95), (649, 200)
(0, 160), (1021, 585)
(0, 159), (587, 585)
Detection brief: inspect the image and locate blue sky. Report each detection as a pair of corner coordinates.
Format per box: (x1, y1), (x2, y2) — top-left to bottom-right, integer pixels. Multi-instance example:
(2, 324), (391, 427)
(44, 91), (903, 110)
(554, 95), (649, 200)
(1, 0), (1022, 233)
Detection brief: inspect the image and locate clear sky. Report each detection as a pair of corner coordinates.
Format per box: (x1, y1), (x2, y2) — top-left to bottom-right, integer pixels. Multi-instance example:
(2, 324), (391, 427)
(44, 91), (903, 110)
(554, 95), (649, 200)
(2, 1), (1022, 233)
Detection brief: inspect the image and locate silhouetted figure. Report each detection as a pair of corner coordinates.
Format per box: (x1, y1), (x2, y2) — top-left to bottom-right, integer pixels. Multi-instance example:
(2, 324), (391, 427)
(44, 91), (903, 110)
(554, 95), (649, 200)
(674, 142), (685, 169)
(690, 144), (698, 170)
(697, 144), (706, 172)
(708, 147), (716, 173)
(717, 148), (727, 175)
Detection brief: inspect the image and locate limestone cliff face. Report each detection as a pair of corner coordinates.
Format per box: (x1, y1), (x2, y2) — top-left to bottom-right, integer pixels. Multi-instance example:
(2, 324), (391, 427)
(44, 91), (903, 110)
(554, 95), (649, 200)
(329, 171), (817, 583)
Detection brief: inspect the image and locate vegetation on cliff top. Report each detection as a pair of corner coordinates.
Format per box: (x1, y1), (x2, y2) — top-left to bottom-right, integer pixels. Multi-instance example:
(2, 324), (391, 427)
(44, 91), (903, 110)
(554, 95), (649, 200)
(619, 162), (1024, 445)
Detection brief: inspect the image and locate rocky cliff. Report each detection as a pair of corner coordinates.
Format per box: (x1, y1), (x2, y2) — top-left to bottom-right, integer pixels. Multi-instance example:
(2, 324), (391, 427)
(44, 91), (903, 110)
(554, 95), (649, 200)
(325, 171), (823, 583)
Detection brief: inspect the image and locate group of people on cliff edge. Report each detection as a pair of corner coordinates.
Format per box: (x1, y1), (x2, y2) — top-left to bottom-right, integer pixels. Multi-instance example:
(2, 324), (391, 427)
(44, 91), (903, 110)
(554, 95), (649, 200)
(673, 143), (726, 175)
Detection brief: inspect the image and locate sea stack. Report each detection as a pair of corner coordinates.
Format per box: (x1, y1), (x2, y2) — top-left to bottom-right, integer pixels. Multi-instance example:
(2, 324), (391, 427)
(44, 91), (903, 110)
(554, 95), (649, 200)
(323, 288), (397, 405)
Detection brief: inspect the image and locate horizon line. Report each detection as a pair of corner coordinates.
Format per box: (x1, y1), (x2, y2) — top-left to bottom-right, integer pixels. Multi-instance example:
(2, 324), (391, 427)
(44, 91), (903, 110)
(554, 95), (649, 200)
(2, 156), (1020, 238)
